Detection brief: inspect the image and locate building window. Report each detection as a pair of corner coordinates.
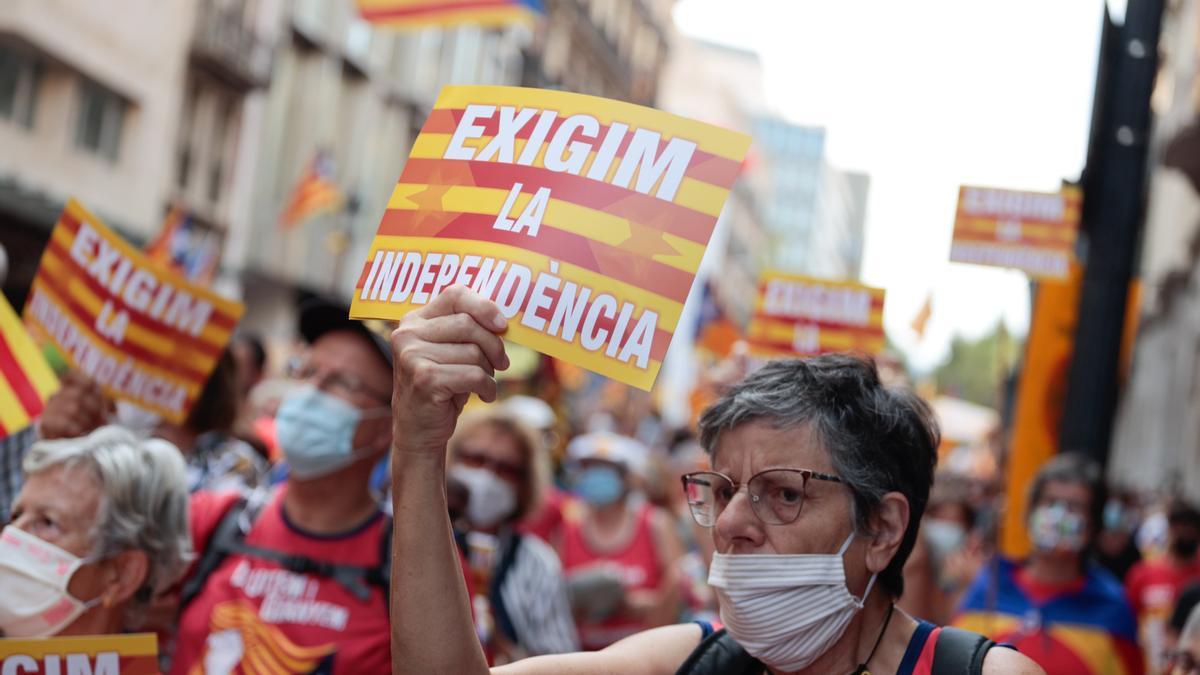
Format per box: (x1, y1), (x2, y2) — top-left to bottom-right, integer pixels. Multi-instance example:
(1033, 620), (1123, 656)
(75, 80), (126, 161)
(0, 45), (41, 128)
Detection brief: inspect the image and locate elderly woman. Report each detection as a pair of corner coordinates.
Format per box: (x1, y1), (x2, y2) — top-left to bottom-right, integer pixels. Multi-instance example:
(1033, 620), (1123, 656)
(0, 425), (191, 637)
(385, 287), (1042, 675)
(448, 408), (579, 660)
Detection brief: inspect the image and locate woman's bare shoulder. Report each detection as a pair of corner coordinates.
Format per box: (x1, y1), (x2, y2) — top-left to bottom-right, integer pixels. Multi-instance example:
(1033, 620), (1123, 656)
(494, 623), (704, 675)
(983, 646), (1045, 675)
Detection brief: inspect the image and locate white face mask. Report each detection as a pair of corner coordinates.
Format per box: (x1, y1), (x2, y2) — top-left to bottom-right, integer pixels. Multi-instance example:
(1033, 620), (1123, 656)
(451, 465), (518, 529)
(708, 532), (876, 672)
(0, 526), (103, 637)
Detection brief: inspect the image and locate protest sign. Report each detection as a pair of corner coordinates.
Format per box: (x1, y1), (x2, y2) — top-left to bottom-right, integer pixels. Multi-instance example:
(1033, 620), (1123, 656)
(349, 85), (751, 390)
(0, 293), (59, 439)
(950, 185), (1081, 279)
(23, 199), (244, 423)
(746, 271), (886, 357)
(0, 634), (158, 675)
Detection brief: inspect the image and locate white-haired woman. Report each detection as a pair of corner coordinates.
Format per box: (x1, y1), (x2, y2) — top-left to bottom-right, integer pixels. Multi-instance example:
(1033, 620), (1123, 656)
(0, 425), (192, 637)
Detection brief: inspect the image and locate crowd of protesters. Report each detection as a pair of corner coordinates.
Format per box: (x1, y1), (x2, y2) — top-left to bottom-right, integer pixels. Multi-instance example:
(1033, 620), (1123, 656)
(0, 288), (1198, 674)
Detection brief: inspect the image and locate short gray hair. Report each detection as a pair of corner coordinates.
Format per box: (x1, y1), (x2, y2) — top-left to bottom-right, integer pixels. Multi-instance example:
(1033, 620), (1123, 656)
(698, 355), (940, 598)
(23, 426), (192, 619)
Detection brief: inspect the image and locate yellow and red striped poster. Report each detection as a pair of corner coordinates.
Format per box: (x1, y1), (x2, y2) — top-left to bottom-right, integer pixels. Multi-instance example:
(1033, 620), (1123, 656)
(0, 294), (59, 439)
(357, 0), (543, 29)
(950, 185), (1081, 279)
(349, 86), (751, 390)
(0, 633), (158, 675)
(746, 272), (886, 357)
(23, 199), (245, 423)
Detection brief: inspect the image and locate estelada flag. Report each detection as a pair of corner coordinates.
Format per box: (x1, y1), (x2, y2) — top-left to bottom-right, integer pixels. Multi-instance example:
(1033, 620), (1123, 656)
(746, 271), (886, 357)
(357, 0), (543, 29)
(910, 292), (932, 340)
(145, 205), (220, 284)
(280, 151), (343, 230)
(0, 293), (59, 439)
(349, 85), (751, 390)
(693, 281), (739, 358)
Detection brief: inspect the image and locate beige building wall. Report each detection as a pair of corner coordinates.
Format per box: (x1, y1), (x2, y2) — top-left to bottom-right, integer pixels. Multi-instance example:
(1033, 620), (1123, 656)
(656, 34), (768, 423)
(1109, 0), (1200, 497)
(0, 0), (194, 237)
(235, 1), (530, 343)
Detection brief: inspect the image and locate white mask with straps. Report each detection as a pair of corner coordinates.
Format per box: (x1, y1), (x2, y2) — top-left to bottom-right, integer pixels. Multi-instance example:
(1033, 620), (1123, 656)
(0, 526), (104, 637)
(708, 531), (876, 672)
(450, 464), (518, 529)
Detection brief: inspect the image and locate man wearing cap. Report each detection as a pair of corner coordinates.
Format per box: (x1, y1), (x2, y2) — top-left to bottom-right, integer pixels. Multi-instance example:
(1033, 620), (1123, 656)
(167, 297), (411, 674)
(556, 431), (685, 651)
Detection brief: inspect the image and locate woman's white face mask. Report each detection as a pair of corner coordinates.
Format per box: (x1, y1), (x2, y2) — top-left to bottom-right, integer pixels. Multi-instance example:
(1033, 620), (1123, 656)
(450, 465), (518, 529)
(0, 526), (103, 637)
(708, 531), (875, 672)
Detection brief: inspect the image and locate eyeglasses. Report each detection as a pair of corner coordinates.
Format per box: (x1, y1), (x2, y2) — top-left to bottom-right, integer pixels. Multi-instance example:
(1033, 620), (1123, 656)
(287, 358), (392, 406)
(457, 450), (525, 483)
(681, 469), (845, 527)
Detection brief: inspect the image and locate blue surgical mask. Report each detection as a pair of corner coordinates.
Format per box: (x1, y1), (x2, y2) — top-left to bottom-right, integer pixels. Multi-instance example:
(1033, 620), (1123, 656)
(575, 465), (624, 506)
(276, 386), (385, 480)
(1102, 500), (1137, 533)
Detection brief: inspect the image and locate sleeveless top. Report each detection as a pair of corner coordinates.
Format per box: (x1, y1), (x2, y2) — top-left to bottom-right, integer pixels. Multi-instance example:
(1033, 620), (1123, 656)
(676, 620), (944, 675)
(559, 502), (663, 650)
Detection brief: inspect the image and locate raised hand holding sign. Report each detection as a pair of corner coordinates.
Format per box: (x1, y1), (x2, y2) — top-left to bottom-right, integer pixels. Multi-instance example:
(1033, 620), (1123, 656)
(389, 285), (510, 457)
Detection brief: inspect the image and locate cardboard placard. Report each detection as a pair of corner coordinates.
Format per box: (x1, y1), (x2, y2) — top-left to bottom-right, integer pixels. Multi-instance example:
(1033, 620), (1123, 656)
(0, 634), (158, 675)
(950, 185), (1081, 279)
(23, 199), (244, 423)
(746, 271), (886, 357)
(349, 86), (751, 390)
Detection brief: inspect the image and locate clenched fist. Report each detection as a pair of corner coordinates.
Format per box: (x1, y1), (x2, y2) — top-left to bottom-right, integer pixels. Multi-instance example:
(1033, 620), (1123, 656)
(389, 286), (510, 457)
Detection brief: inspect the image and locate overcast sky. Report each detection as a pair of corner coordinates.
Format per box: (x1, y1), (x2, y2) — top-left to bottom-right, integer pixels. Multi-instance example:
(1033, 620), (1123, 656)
(674, 0), (1109, 371)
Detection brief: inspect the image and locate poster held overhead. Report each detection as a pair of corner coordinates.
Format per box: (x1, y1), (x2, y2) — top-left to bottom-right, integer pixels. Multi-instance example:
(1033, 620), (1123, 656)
(349, 85), (751, 390)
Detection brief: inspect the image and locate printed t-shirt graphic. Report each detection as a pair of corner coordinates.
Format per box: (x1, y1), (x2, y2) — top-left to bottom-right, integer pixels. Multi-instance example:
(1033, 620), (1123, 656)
(171, 489), (390, 674)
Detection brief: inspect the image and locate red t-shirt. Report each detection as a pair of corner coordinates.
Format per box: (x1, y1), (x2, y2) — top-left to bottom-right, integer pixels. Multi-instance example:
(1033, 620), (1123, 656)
(1126, 556), (1200, 670)
(559, 502), (663, 650)
(171, 489), (394, 675)
(1126, 556), (1200, 619)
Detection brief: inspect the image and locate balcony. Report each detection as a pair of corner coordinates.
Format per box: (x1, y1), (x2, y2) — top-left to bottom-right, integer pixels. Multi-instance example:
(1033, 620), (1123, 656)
(190, 0), (273, 90)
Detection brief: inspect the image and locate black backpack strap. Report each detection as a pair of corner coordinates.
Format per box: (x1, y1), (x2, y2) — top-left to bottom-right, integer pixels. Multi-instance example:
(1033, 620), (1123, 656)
(223, 539), (377, 602)
(932, 626), (995, 675)
(489, 531), (524, 645)
(674, 627), (764, 675)
(179, 496), (249, 610)
(181, 495), (392, 608)
(366, 514), (392, 603)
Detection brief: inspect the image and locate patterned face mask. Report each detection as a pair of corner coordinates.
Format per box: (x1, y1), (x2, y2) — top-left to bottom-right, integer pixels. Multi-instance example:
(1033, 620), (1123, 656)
(0, 526), (103, 637)
(1030, 502), (1087, 553)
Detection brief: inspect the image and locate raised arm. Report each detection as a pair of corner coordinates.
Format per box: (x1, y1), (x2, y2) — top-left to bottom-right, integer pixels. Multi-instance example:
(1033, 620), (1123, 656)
(388, 286), (703, 675)
(389, 285), (510, 675)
